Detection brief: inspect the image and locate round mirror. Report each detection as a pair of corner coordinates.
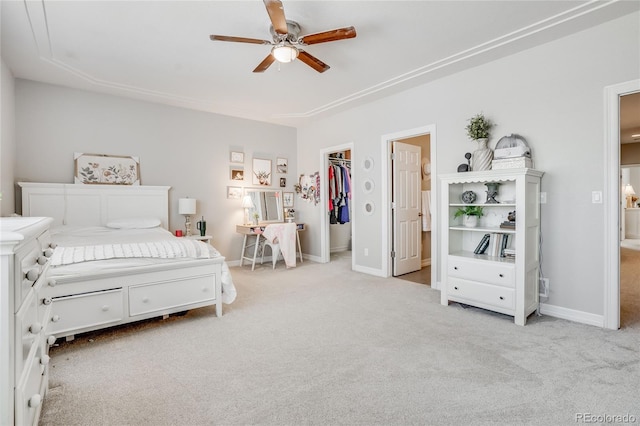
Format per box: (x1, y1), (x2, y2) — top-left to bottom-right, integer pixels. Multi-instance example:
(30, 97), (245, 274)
(362, 157), (374, 172)
(363, 179), (374, 194)
(363, 201), (375, 215)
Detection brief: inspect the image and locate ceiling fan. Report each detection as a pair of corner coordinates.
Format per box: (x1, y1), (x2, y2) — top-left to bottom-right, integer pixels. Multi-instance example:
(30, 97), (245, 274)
(209, 0), (356, 73)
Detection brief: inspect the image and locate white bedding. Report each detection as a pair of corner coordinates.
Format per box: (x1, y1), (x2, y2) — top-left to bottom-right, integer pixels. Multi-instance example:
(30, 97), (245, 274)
(48, 226), (237, 304)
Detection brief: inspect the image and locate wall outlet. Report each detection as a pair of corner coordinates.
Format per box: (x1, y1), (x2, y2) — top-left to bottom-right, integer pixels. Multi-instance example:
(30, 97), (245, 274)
(364, 248), (369, 256)
(540, 278), (549, 297)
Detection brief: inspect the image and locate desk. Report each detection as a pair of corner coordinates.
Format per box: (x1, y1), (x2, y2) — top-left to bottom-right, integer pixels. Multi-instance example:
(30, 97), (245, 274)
(236, 223), (305, 270)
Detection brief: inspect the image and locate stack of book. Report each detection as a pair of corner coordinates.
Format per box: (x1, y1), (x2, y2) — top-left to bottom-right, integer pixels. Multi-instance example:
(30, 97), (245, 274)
(503, 248), (516, 258)
(473, 233), (511, 257)
(499, 220), (516, 229)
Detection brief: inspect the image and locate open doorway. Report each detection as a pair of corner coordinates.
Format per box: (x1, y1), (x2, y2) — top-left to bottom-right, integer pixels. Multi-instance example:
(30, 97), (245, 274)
(604, 79), (640, 330)
(381, 124), (438, 288)
(618, 92), (640, 329)
(320, 143), (355, 268)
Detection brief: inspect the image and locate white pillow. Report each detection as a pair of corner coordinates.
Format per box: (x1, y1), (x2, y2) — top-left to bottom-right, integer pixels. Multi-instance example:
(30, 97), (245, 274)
(106, 217), (162, 229)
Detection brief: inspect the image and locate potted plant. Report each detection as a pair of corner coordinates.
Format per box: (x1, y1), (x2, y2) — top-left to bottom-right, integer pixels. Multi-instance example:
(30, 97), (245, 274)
(465, 113), (494, 171)
(454, 205), (484, 228)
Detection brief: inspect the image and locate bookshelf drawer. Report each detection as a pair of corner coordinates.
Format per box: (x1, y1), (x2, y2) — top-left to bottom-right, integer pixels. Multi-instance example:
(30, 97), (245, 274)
(448, 257), (514, 288)
(447, 278), (515, 311)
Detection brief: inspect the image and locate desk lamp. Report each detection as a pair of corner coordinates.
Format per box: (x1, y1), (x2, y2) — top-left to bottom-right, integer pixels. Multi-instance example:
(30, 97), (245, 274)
(242, 195), (255, 225)
(625, 184), (636, 208)
(179, 197), (197, 236)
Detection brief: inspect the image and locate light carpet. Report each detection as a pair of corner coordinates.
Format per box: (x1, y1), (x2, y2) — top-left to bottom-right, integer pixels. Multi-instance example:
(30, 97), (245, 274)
(40, 252), (639, 425)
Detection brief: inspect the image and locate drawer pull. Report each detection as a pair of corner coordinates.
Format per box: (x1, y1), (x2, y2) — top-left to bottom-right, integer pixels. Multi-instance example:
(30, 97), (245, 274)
(499, 296), (504, 300)
(40, 355), (51, 366)
(142, 297), (150, 303)
(44, 248), (54, 258)
(25, 269), (39, 282)
(453, 266), (458, 270)
(42, 297), (52, 305)
(37, 255), (48, 265)
(454, 286), (459, 290)
(49, 242), (58, 249)
(28, 394), (42, 408)
(47, 335), (57, 346)
(499, 273), (504, 278)
(51, 315), (60, 322)
(102, 305), (110, 312)
(48, 279), (57, 287)
(29, 322), (42, 334)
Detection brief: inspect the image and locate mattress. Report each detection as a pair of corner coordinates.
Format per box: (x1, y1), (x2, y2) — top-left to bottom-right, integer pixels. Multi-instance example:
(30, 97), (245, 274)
(48, 226), (236, 304)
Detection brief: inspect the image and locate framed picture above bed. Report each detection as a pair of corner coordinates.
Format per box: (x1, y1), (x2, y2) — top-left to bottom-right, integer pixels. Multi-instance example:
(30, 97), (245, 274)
(74, 152), (140, 185)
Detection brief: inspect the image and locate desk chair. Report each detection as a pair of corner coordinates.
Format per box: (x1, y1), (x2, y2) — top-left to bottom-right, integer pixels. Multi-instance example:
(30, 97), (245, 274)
(261, 238), (282, 269)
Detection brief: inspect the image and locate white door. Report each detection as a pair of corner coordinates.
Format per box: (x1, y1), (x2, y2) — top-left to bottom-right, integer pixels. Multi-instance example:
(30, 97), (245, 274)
(392, 141), (421, 276)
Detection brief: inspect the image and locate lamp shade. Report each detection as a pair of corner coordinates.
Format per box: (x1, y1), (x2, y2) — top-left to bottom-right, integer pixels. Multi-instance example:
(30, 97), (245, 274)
(178, 198), (197, 215)
(272, 45), (298, 63)
(625, 184), (636, 196)
(242, 195), (255, 209)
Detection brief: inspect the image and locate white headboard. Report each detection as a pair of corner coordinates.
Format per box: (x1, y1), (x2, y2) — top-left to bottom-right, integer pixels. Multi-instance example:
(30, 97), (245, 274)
(19, 182), (171, 229)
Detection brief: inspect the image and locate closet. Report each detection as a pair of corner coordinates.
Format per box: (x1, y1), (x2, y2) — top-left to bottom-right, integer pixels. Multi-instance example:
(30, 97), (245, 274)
(328, 151), (352, 253)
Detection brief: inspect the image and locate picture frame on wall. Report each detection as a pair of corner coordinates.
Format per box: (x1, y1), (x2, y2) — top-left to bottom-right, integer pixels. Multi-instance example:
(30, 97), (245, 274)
(283, 192), (294, 208)
(252, 158), (272, 186)
(230, 151), (244, 164)
(280, 177), (286, 188)
(74, 152), (140, 185)
(227, 186), (243, 199)
(230, 167), (244, 181)
(276, 157), (288, 174)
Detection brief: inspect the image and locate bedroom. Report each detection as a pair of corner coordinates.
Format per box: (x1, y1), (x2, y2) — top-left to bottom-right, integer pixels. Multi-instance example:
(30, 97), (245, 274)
(1, 1), (640, 424)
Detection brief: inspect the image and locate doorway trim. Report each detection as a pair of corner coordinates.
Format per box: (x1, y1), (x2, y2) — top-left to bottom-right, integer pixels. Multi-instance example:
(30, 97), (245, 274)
(381, 124), (437, 288)
(604, 79), (640, 330)
(320, 142), (355, 269)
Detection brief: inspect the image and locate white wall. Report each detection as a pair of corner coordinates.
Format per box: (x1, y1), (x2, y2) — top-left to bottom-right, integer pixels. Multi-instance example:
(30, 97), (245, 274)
(296, 12), (640, 319)
(0, 58), (16, 216)
(14, 80), (297, 259)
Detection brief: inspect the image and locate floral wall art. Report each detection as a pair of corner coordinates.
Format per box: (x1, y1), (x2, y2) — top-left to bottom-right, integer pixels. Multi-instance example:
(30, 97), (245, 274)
(252, 158), (272, 186)
(74, 153), (140, 185)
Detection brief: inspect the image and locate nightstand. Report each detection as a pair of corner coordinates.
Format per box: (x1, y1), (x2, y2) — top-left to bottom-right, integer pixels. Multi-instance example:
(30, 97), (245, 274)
(185, 235), (212, 244)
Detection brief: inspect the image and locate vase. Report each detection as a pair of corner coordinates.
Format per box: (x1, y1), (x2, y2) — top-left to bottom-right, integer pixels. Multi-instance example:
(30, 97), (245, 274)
(463, 215), (478, 228)
(471, 138), (493, 171)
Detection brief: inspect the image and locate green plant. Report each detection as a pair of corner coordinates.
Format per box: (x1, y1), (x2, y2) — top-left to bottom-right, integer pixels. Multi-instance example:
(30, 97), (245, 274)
(454, 206), (484, 218)
(465, 113), (493, 140)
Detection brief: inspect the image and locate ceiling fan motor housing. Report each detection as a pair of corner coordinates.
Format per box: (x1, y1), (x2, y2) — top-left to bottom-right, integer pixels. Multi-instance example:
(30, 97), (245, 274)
(270, 20), (301, 43)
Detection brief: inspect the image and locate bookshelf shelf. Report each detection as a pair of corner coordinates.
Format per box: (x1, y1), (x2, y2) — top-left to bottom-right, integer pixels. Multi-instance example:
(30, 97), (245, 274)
(440, 168), (543, 325)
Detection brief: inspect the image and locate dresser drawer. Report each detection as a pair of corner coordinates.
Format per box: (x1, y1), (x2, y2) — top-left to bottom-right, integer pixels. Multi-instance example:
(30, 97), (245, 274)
(15, 241), (45, 310)
(15, 289), (41, 378)
(48, 289), (124, 336)
(15, 344), (48, 426)
(447, 278), (515, 311)
(129, 276), (215, 316)
(448, 256), (514, 288)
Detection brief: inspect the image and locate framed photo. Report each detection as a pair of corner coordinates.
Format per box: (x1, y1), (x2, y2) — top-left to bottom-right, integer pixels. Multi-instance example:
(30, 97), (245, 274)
(227, 186), (243, 199)
(279, 177), (286, 188)
(230, 167), (244, 181)
(283, 192), (294, 208)
(276, 157), (288, 174)
(252, 158), (272, 186)
(230, 151), (244, 164)
(74, 152), (140, 185)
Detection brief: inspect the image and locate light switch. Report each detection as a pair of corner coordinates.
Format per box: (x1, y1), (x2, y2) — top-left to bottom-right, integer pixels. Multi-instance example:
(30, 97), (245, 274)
(540, 192), (547, 204)
(592, 191), (602, 203)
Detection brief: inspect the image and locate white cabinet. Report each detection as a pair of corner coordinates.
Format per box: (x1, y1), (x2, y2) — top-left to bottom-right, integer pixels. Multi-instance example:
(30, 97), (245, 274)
(440, 169), (543, 325)
(1, 217), (54, 426)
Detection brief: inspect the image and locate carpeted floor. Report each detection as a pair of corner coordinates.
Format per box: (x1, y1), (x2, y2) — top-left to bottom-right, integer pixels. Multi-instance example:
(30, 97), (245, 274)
(39, 251), (639, 425)
(619, 247), (640, 328)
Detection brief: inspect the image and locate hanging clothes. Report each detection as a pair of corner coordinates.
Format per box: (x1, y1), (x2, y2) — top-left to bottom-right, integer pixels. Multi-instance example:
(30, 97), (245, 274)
(328, 159), (351, 224)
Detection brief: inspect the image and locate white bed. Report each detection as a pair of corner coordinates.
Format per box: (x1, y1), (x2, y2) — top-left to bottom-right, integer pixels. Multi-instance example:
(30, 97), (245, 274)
(19, 182), (236, 340)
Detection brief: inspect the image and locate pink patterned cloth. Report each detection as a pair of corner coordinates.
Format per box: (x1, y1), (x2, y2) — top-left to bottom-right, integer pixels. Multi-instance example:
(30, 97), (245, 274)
(263, 223), (298, 268)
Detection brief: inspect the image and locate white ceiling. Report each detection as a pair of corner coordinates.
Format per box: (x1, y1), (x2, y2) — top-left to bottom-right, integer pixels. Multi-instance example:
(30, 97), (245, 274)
(2, 1), (638, 128)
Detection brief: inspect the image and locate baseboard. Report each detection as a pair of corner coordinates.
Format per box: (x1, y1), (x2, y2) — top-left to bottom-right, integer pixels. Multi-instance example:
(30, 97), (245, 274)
(421, 258), (431, 267)
(330, 246), (350, 253)
(353, 264), (386, 277)
(539, 303), (604, 327)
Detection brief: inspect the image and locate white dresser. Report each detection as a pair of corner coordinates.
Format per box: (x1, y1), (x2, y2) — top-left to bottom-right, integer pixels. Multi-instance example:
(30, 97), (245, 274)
(1, 217), (55, 426)
(440, 169), (543, 325)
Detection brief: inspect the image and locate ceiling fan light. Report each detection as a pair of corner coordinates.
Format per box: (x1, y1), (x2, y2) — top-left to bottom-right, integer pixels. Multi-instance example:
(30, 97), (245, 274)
(272, 45), (298, 63)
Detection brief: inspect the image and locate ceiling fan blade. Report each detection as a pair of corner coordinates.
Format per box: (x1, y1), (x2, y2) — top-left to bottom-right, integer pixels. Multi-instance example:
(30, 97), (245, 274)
(297, 50), (330, 73)
(253, 54), (276, 73)
(299, 26), (357, 45)
(263, 0), (288, 35)
(210, 35), (272, 45)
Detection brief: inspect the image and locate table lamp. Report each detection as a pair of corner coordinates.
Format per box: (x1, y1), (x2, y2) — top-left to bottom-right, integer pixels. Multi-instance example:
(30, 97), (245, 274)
(625, 184), (636, 208)
(242, 195), (255, 225)
(179, 197), (197, 236)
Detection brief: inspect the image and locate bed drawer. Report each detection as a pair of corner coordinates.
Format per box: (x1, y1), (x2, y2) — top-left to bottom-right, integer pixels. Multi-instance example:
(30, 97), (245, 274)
(129, 276), (215, 316)
(49, 289), (124, 336)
